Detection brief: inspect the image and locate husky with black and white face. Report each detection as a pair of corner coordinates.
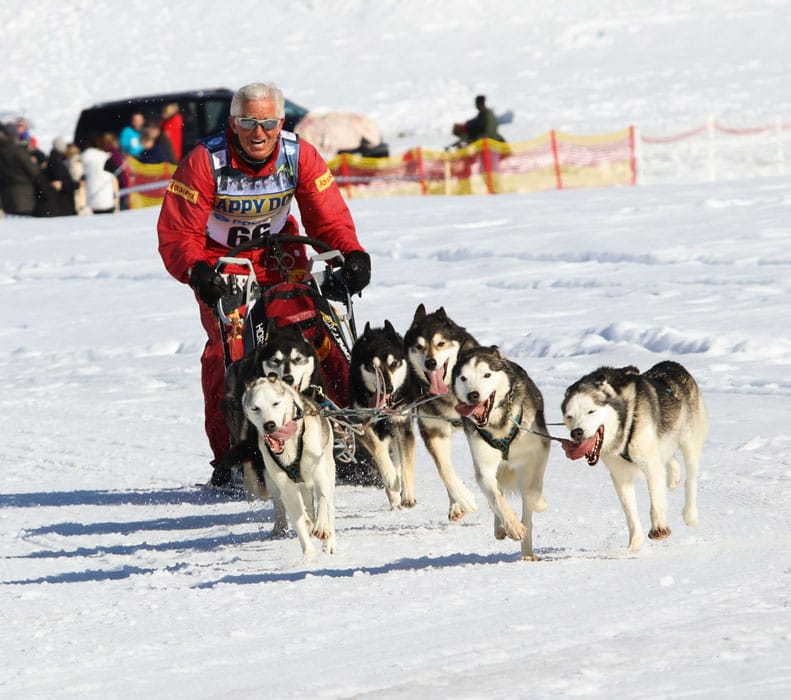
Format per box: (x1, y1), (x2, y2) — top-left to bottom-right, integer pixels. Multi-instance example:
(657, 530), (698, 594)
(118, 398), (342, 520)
(561, 361), (709, 553)
(404, 304), (479, 521)
(452, 345), (550, 561)
(220, 325), (326, 535)
(349, 320), (418, 509)
(242, 375), (336, 562)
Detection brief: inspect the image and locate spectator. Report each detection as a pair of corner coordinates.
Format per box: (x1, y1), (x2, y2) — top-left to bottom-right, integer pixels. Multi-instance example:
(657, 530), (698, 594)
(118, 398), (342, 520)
(119, 112), (145, 157)
(101, 132), (129, 210)
(0, 122), (40, 215)
(452, 95), (505, 146)
(15, 116), (38, 151)
(160, 102), (184, 163)
(43, 137), (80, 216)
(65, 143), (90, 215)
(137, 124), (172, 164)
(82, 134), (119, 214)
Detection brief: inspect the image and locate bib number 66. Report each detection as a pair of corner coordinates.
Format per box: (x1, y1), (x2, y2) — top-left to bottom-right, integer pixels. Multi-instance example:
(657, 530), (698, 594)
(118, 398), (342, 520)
(226, 222), (271, 247)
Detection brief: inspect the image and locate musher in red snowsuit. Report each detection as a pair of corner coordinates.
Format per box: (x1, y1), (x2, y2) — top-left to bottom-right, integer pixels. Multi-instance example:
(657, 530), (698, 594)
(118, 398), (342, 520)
(157, 82), (370, 488)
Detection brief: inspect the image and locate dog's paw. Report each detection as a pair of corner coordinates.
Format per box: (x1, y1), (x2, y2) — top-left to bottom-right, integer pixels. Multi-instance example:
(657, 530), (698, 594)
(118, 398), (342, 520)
(448, 485), (478, 521)
(682, 506), (699, 527)
(302, 546), (318, 563)
(268, 523), (289, 539)
(448, 503), (467, 521)
(503, 519), (527, 541)
(521, 553), (541, 562)
(666, 458), (682, 490)
(648, 525), (672, 540)
(528, 492), (547, 513)
(323, 536), (337, 554)
(401, 495), (416, 509)
(312, 524), (333, 540)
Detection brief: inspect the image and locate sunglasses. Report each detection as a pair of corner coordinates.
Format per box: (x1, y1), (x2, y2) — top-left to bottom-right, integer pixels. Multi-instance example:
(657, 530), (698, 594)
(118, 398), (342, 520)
(234, 116), (282, 131)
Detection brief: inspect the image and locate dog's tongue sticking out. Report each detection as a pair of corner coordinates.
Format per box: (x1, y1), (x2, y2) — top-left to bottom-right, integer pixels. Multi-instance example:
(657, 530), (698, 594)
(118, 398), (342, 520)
(562, 437), (595, 460)
(561, 425), (604, 466)
(264, 420), (299, 455)
(427, 369), (449, 396)
(454, 402), (486, 422)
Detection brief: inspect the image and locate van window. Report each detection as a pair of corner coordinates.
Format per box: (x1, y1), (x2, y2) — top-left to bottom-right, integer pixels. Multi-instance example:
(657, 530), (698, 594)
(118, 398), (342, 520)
(204, 98), (231, 136)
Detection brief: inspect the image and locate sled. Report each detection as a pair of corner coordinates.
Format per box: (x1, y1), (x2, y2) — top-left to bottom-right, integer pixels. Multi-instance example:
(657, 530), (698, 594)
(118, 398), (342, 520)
(213, 233), (358, 404)
(212, 233), (376, 475)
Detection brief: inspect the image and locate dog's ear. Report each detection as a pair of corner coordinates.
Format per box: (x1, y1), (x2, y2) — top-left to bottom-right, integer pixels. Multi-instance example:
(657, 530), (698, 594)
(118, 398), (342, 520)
(413, 303), (426, 323)
(384, 319), (396, 335)
(243, 377), (260, 391)
(436, 306), (447, 319)
(363, 321), (373, 338)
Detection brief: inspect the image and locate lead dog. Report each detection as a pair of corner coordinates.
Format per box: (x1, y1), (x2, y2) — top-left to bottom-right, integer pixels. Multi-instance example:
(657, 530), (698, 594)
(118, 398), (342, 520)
(452, 346), (550, 560)
(349, 320), (418, 509)
(404, 304), (478, 520)
(561, 361), (708, 552)
(242, 375), (337, 561)
(221, 325), (326, 534)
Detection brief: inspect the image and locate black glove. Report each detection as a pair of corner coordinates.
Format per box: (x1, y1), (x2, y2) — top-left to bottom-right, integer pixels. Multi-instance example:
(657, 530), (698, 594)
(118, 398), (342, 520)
(342, 250), (371, 295)
(189, 261), (228, 306)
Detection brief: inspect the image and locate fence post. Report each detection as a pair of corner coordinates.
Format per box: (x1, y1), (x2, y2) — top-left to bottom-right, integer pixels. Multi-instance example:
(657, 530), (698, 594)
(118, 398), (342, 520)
(444, 155), (451, 196)
(776, 114), (786, 177)
(707, 114), (717, 182)
(550, 130), (563, 189)
(340, 153), (352, 199)
(481, 138), (495, 194)
(628, 125), (637, 185)
(415, 147), (427, 195)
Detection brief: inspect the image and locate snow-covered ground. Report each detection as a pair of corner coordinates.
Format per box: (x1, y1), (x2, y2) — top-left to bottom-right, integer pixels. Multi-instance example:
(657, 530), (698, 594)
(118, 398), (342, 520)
(2, 1), (790, 698)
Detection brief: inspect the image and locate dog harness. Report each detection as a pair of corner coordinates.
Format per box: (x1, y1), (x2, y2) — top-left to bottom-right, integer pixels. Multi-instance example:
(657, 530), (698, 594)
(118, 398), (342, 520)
(474, 407), (523, 460)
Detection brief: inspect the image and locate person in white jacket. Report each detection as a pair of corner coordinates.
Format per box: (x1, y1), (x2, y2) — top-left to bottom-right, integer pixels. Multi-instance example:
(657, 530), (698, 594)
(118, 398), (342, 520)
(81, 135), (119, 214)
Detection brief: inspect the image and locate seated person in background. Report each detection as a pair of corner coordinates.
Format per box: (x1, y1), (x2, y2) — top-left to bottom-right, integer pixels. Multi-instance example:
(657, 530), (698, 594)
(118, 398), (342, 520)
(452, 95), (505, 145)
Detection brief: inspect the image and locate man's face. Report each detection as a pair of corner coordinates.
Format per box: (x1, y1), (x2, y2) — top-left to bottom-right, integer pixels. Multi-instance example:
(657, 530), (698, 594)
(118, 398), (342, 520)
(229, 98), (284, 162)
(131, 114), (144, 130)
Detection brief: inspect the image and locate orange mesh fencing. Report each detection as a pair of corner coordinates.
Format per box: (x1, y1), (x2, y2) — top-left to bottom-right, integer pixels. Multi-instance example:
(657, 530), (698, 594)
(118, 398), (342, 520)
(328, 127), (636, 198)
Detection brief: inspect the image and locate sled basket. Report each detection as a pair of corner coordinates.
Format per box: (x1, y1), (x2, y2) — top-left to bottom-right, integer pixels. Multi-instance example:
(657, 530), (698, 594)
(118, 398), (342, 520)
(213, 234), (358, 407)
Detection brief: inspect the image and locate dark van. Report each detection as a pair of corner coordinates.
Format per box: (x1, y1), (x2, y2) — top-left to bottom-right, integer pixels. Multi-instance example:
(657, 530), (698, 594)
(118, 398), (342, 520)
(73, 88), (309, 154)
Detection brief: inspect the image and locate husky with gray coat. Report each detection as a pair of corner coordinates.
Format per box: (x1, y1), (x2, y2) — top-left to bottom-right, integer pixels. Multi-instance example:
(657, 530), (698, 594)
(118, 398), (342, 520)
(349, 320), (418, 509)
(404, 304), (479, 521)
(242, 375), (337, 561)
(452, 345), (550, 560)
(561, 361), (708, 553)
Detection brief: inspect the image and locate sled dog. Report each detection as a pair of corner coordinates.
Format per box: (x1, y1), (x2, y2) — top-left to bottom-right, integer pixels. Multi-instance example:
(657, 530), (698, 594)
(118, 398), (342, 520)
(349, 321), (418, 509)
(221, 325), (325, 533)
(404, 304), (479, 520)
(561, 361), (708, 552)
(453, 346), (550, 560)
(242, 375), (337, 561)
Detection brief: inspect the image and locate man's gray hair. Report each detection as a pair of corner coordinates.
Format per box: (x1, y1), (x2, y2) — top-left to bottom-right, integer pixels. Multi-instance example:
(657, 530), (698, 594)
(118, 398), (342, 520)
(231, 82), (285, 118)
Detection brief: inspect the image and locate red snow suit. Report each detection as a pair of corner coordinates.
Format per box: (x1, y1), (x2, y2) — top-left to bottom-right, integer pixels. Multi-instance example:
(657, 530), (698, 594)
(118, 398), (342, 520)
(157, 129), (364, 463)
